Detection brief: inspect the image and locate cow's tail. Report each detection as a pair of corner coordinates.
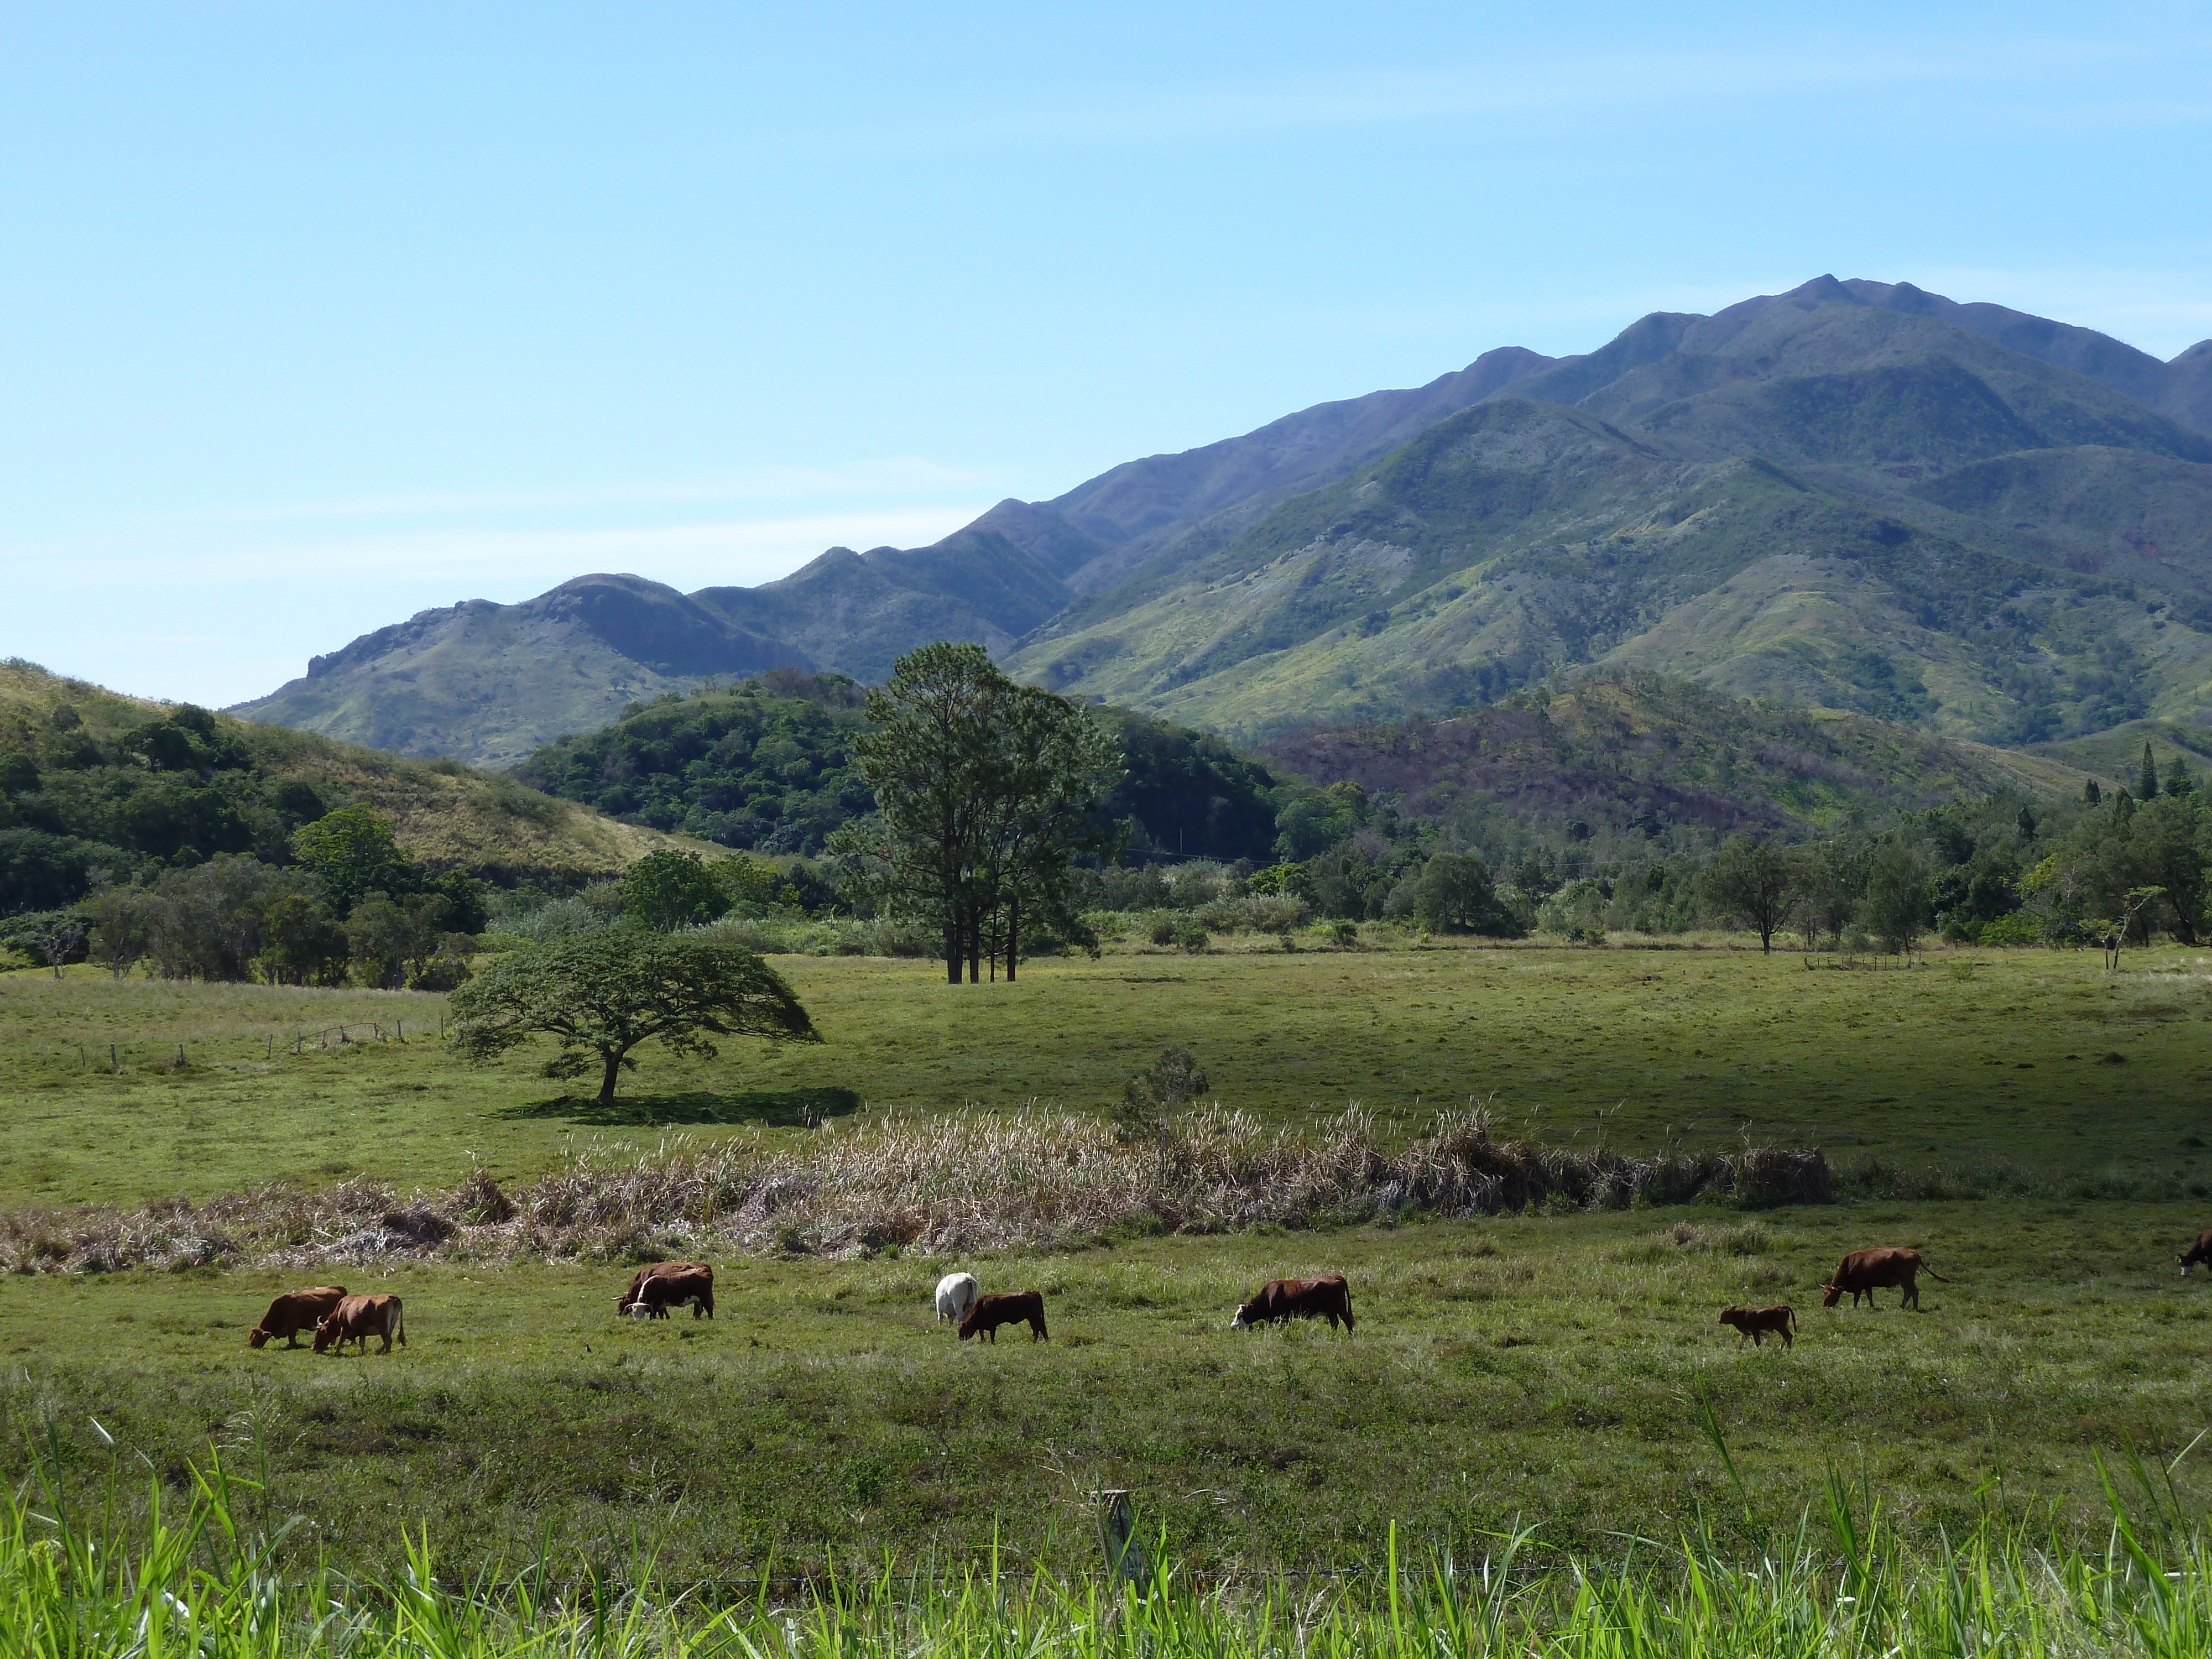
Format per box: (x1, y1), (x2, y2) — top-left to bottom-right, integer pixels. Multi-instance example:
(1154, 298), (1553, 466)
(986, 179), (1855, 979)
(1787, 1307), (1798, 1333)
(1922, 1259), (1952, 1283)
(394, 1303), (407, 1347)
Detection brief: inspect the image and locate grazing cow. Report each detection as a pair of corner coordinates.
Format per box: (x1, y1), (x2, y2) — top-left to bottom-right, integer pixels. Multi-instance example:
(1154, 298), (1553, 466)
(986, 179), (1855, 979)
(248, 1285), (348, 1349)
(630, 1265), (715, 1320)
(935, 1271), (979, 1324)
(1230, 1276), (1355, 1333)
(313, 1293), (405, 1355)
(1718, 1305), (1797, 1348)
(958, 1290), (1048, 1343)
(615, 1261), (710, 1317)
(1820, 1247), (1949, 1311)
(2178, 1230), (2212, 1276)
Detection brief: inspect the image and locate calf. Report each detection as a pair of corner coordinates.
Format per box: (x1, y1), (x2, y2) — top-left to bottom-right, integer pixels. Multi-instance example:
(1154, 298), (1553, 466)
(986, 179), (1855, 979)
(958, 1290), (1048, 1343)
(935, 1271), (979, 1324)
(1821, 1247), (1948, 1311)
(313, 1293), (406, 1355)
(2179, 1229), (2212, 1276)
(615, 1261), (710, 1317)
(1718, 1305), (1796, 1348)
(1231, 1276), (1354, 1333)
(248, 1285), (348, 1349)
(630, 1265), (714, 1320)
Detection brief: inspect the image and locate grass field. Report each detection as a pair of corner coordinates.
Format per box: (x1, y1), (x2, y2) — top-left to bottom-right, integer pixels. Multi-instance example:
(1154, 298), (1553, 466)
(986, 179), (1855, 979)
(5, 1201), (2211, 1583)
(2, 940), (2208, 1212)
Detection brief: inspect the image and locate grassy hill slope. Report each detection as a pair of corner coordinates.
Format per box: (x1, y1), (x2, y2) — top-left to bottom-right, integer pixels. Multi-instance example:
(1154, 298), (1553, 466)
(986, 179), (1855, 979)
(1259, 672), (2098, 842)
(1008, 284), (2212, 747)
(3, 659), (677, 899)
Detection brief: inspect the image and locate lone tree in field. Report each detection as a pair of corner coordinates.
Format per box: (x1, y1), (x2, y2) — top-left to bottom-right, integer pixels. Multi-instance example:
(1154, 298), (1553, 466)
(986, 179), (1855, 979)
(446, 931), (818, 1103)
(1699, 833), (1798, 953)
(841, 641), (1118, 984)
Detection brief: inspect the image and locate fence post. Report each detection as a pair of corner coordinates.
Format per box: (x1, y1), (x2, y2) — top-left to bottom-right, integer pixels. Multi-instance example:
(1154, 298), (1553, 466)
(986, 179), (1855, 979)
(1097, 1489), (1147, 1590)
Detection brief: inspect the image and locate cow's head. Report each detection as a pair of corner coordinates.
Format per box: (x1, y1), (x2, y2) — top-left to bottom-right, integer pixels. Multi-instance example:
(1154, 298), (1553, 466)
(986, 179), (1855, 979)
(1230, 1303), (1256, 1331)
(1716, 1307), (1741, 1326)
(311, 1317), (336, 1354)
(247, 1326), (271, 1349)
(1819, 1283), (1844, 1309)
(625, 1302), (653, 1319)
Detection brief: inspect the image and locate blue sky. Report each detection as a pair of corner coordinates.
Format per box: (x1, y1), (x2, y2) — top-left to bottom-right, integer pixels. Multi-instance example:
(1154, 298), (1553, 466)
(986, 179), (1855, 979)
(4, 3), (2210, 707)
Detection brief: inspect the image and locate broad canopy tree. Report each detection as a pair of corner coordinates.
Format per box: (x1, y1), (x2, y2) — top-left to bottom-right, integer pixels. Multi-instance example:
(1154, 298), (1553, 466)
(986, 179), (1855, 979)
(446, 930), (818, 1104)
(1699, 833), (1798, 954)
(838, 643), (1120, 984)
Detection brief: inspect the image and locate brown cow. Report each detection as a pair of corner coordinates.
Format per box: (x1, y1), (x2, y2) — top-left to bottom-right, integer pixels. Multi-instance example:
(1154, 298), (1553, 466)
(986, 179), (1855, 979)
(1821, 1247), (1948, 1311)
(313, 1293), (406, 1355)
(1718, 1305), (1796, 1348)
(958, 1290), (1048, 1343)
(2178, 1229), (2212, 1276)
(616, 1261), (711, 1317)
(248, 1285), (348, 1349)
(1231, 1276), (1355, 1333)
(629, 1265), (714, 1320)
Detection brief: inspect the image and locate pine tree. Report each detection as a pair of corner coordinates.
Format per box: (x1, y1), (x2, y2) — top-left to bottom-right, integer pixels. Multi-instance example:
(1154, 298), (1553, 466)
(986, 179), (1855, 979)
(2140, 740), (2160, 800)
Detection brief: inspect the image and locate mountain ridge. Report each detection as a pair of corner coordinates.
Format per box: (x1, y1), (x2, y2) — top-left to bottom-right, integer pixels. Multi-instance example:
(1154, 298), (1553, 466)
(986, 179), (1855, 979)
(233, 276), (2212, 765)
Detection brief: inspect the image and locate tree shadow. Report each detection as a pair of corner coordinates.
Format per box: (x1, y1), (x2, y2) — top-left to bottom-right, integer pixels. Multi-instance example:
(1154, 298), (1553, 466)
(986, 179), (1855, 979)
(497, 1086), (861, 1129)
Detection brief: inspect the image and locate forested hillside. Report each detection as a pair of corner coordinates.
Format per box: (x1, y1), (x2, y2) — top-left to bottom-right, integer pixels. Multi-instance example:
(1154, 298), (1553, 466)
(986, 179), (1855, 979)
(0, 658), (670, 915)
(510, 670), (1280, 863)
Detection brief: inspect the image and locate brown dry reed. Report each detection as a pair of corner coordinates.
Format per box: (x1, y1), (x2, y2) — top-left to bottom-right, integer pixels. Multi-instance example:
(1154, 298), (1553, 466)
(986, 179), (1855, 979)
(0, 1107), (1829, 1275)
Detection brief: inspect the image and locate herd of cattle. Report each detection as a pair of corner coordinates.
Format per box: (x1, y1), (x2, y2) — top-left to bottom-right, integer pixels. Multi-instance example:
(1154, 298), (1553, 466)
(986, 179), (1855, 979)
(244, 1230), (2212, 1358)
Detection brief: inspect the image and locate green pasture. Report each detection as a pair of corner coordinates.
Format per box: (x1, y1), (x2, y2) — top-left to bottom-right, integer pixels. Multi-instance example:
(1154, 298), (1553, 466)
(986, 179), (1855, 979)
(3, 940), (2209, 1212)
(4, 1203), (2210, 1583)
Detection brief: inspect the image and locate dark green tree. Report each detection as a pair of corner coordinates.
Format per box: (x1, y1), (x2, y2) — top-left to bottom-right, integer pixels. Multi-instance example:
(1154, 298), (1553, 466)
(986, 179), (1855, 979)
(619, 848), (733, 932)
(1864, 839), (1933, 957)
(2140, 741), (2161, 801)
(291, 806), (414, 915)
(1699, 833), (1799, 953)
(1412, 852), (1523, 936)
(254, 893), (350, 987)
(2084, 778), (2101, 806)
(973, 685), (1118, 980)
(447, 931), (818, 1104)
(2166, 755), (2197, 799)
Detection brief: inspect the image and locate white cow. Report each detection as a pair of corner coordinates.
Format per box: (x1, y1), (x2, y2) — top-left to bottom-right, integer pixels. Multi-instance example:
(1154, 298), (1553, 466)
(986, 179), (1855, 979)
(935, 1271), (979, 1324)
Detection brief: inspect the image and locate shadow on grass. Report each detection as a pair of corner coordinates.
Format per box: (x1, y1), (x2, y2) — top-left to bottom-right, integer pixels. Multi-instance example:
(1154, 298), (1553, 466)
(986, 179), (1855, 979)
(497, 1086), (861, 1130)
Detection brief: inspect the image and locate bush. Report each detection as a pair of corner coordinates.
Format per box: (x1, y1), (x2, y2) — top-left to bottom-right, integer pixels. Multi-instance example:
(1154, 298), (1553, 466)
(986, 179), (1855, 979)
(1978, 911), (2041, 946)
(1196, 893), (1307, 934)
(1145, 910), (1181, 946)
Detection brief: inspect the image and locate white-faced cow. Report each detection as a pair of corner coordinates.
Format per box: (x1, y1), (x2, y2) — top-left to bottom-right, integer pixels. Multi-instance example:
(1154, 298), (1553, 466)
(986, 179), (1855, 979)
(935, 1271), (979, 1325)
(2179, 1229), (2212, 1276)
(616, 1261), (711, 1317)
(629, 1265), (715, 1320)
(1231, 1276), (1354, 1333)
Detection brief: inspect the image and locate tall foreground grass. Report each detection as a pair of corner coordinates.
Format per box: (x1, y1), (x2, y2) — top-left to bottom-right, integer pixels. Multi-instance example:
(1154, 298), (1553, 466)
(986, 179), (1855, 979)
(11, 1432), (2212, 1657)
(0, 1108), (1830, 1273)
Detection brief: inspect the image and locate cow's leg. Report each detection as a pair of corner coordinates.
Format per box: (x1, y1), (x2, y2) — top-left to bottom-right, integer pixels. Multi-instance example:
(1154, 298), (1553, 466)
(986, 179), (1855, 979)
(1780, 1327), (1792, 1349)
(285, 1332), (301, 1349)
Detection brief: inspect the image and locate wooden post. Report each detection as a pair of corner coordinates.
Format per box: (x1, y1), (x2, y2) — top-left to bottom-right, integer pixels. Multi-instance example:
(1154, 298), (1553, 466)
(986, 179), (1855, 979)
(110, 1044), (118, 1073)
(1097, 1489), (1147, 1589)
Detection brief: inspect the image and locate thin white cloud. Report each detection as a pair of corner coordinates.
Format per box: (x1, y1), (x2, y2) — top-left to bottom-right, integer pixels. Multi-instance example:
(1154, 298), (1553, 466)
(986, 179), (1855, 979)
(192, 458), (999, 525)
(891, 33), (2211, 148)
(9, 506), (994, 596)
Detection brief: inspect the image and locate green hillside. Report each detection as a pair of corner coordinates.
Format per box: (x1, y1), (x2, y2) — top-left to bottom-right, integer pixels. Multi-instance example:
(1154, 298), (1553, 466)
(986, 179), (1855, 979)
(1008, 285), (2212, 747)
(510, 671), (1283, 863)
(232, 277), (2212, 768)
(1, 659), (677, 912)
(1260, 671), (2097, 844)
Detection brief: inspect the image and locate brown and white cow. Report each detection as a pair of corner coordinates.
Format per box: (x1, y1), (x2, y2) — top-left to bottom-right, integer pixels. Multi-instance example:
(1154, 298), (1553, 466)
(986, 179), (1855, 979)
(1231, 1276), (1355, 1333)
(958, 1290), (1048, 1343)
(617, 1261), (711, 1318)
(628, 1265), (714, 1320)
(1718, 1305), (1797, 1348)
(1820, 1247), (1948, 1311)
(2178, 1229), (2212, 1276)
(248, 1285), (348, 1349)
(314, 1293), (406, 1355)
